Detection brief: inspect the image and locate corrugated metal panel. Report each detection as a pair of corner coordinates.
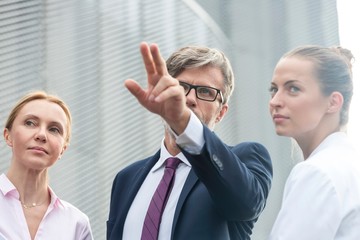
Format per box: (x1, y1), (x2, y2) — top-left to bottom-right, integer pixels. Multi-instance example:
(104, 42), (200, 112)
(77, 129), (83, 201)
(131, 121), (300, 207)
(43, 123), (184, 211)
(0, 1), (339, 239)
(0, 0), (43, 173)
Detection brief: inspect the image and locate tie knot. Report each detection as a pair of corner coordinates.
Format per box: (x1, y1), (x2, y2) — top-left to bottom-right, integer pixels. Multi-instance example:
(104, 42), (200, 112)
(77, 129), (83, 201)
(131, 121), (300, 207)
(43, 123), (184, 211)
(165, 157), (181, 170)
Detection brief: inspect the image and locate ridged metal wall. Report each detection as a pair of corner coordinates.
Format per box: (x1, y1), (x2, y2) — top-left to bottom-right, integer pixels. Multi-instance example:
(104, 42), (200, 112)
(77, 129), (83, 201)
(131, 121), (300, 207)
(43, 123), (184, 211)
(0, 1), (339, 239)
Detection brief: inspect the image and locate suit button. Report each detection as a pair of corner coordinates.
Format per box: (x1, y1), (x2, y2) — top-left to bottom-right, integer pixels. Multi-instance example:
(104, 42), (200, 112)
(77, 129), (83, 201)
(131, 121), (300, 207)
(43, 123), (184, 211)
(212, 154), (223, 170)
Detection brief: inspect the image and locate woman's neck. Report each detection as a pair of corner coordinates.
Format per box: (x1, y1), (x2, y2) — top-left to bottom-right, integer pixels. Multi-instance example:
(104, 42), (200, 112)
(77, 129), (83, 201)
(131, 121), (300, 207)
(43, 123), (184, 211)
(296, 126), (340, 160)
(7, 165), (49, 206)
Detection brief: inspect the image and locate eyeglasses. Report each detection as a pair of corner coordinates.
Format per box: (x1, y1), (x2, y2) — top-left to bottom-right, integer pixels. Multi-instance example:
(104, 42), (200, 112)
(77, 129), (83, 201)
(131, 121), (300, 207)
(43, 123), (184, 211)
(179, 81), (224, 103)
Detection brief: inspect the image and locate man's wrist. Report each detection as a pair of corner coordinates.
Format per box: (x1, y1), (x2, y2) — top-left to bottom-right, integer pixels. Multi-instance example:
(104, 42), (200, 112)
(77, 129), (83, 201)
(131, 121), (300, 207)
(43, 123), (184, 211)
(166, 108), (191, 135)
(168, 111), (205, 154)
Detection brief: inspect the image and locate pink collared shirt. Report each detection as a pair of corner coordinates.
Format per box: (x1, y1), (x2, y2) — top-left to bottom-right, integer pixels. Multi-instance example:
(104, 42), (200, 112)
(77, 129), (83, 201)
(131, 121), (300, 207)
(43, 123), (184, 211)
(0, 174), (93, 240)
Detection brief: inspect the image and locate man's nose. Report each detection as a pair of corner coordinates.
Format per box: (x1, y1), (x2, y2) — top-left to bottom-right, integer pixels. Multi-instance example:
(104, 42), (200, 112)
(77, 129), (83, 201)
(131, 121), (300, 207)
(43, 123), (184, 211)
(186, 88), (197, 106)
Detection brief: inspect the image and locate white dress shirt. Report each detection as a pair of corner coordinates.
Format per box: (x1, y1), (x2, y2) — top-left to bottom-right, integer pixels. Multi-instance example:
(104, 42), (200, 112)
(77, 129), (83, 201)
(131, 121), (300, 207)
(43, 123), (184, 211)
(0, 174), (93, 240)
(268, 132), (360, 239)
(123, 111), (204, 240)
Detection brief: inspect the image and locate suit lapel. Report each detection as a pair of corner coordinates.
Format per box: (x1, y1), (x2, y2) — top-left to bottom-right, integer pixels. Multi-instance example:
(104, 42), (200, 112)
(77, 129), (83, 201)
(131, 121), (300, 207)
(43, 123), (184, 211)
(117, 152), (161, 232)
(172, 169), (198, 233)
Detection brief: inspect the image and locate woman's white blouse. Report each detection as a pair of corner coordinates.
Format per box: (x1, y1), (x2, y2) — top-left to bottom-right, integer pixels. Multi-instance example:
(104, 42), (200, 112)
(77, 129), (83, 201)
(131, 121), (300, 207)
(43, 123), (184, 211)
(268, 132), (360, 240)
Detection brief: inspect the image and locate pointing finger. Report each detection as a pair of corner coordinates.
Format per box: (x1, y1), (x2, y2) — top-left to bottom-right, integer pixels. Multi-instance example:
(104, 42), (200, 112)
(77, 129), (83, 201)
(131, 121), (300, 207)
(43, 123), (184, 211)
(140, 42), (156, 77)
(124, 79), (147, 102)
(150, 43), (168, 76)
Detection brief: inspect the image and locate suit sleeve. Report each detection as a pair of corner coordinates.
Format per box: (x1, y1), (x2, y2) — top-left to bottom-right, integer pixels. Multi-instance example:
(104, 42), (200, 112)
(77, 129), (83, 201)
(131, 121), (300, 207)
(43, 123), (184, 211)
(182, 126), (273, 221)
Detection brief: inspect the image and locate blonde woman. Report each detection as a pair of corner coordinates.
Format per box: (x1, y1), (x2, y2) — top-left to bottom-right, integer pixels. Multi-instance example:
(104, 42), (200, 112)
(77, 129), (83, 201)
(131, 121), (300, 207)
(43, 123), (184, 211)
(0, 91), (93, 240)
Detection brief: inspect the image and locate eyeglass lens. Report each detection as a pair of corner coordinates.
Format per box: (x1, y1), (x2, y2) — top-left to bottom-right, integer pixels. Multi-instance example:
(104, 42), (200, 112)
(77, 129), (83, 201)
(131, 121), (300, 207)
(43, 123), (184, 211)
(180, 82), (218, 101)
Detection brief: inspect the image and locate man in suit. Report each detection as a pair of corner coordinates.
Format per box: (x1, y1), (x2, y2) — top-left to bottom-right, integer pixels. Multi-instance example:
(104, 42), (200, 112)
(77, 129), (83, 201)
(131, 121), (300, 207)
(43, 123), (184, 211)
(107, 42), (273, 240)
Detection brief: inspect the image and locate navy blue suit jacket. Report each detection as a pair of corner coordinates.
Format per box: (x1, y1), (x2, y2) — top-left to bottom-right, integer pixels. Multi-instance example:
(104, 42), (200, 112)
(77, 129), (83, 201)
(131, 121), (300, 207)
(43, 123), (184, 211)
(107, 126), (272, 240)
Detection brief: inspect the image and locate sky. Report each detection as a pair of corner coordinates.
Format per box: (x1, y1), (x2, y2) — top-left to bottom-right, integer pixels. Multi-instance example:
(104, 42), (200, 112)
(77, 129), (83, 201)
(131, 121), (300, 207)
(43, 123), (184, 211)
(337, 1), (359, 144)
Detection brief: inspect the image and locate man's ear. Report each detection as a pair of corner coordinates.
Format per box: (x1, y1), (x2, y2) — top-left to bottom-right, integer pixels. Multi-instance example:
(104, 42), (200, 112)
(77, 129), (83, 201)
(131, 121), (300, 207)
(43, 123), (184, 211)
(3, 128), (13, 147)
(216, 104), (228, 123)
(327, 91), (343, 113)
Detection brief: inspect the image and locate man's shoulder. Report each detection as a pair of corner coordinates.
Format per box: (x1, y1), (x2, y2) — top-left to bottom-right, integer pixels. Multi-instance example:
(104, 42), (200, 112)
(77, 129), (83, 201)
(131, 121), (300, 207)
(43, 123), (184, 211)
(233, 141), (269, 154)
(232, 141), (272, 175)
(203, 127), (269, 154)
(115, 151), (160, 178)
(110, 156), (154, 194)
(116, 157), (151, 176)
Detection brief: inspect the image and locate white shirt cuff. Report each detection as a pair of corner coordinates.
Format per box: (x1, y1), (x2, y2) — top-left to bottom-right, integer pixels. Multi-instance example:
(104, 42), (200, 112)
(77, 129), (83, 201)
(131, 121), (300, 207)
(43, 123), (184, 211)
(168, 111), (205, 154)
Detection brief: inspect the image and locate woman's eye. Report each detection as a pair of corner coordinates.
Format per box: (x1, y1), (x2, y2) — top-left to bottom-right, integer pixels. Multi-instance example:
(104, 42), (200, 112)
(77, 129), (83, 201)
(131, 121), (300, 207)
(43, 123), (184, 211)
(49, 127), (61, 134)
(25, 120), (36, 126)
(269, 86), (277, 95)
(289, 86), (300, 93)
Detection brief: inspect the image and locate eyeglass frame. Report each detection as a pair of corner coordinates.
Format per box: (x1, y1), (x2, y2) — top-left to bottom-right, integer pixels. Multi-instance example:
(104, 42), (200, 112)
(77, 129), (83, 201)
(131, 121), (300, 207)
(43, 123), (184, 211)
(179, 81), (224, 104)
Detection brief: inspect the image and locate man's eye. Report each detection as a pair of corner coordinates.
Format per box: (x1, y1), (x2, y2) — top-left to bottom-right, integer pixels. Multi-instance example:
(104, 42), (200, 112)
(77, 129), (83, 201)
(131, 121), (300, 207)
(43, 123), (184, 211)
(179, 83), (190, 92)
(198, 87), (212, 96)
(180, 85), (189, 91)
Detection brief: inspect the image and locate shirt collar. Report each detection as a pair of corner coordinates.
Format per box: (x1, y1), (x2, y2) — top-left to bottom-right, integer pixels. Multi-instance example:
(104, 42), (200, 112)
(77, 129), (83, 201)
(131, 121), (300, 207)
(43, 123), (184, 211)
(308, 131), (347, 158)
(48, 185), (64, 208)
(0, 173), (18, 198)
(0, 173), (64, 208)
(151, 138), (191, 173)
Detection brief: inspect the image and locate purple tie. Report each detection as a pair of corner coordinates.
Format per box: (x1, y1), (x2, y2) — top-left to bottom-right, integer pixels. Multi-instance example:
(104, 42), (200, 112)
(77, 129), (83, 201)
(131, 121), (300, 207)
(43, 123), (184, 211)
(141, 157), (181, 240)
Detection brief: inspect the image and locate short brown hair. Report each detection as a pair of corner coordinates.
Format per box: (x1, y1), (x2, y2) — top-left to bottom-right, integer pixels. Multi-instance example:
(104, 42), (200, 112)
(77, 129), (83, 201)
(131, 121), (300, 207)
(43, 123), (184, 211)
(166, 46), (235, 104)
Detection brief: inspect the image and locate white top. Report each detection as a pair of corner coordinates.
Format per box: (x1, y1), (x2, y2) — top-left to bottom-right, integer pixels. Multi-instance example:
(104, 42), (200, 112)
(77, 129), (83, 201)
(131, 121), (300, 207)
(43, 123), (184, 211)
(268, 132), (360, 239)
(0, 174), (93, 240)
(123, 111), (204, 240)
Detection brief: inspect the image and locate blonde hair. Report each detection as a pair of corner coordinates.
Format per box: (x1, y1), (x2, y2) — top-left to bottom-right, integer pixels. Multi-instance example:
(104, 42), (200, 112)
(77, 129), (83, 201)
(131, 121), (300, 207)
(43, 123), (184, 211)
(5, 91), (72, 146)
